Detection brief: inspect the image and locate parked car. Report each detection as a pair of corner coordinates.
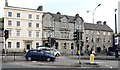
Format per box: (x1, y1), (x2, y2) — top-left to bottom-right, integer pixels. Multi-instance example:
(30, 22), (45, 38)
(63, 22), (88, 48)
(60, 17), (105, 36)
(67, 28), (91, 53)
(107, 51), (115, 56)
(41, 48), (61, 57)
(37, 46), (61, 57)
(107, 51), (120, 56)
(37, 46), (50, 50)
(25, 49), (56, 61)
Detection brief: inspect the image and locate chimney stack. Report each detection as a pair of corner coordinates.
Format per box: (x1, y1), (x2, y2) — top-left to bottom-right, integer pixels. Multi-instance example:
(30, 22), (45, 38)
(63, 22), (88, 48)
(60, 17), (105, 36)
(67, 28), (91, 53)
(97, 21), (102, 24)
(37, 6), (43, 11)
(57, 12), (61, 14)
(103, 21), (107, 25)
(5, 0), (8, 6)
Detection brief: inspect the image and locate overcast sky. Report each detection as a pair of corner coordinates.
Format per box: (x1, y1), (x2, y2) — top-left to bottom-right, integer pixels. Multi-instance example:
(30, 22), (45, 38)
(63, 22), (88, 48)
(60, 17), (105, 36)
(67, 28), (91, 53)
(0, 0), (120, 32)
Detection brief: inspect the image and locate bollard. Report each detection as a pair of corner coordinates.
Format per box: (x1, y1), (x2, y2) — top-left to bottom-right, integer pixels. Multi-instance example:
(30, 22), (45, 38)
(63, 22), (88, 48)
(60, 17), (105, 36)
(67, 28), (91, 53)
(14, 52), (15, 61)
(77, 50), (80, 55)
(90, 53), (95, 64)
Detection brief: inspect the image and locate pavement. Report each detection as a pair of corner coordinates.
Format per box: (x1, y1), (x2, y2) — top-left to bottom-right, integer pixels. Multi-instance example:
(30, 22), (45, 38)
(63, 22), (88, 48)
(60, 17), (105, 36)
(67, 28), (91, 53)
(67, 55), (120, 60)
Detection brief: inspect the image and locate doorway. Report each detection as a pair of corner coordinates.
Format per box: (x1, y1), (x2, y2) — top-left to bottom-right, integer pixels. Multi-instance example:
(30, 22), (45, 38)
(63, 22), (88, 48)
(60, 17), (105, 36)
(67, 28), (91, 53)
(26, 44), (30, 50)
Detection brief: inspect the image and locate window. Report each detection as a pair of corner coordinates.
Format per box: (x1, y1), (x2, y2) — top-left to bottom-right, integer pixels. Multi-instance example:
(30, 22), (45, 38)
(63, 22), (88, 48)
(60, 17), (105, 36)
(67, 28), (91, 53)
(36, 23), (39, 28)
(8, 30), (12, 37)
(91, 31), (93, 34)
(28, 22), (32, 27)
(36, 43), (39, 48)
(64, 43), (66, 49)
(17, 21), (20, 26)
(62, 22), (67, 28)
(96, 38), (100, 42)
(55, 42), (58, 49)
(16, 30), (20, 37)
(97, 31), (100, 35)
(61, 32), (63, 38)
(28, 14), (32, 19)
(16, 42), (20, 48)
(86, 30), (89, 35)
(103, 38), (105, 42)
(17, 13), (20, 18)
(108, 32), (110, 35)
(8, 20), (12, 26)
(8, 12), (12, 17)
(8, 42), (11, 48)
(91, 38), (94, 42)
(103, 32), (106, 35)
(28, 31), (32, 37)
(71, 43), (74, 49)
(36, 32), (39, 38)
(36, 15), (39, 19)
(86, 37), (89, 42)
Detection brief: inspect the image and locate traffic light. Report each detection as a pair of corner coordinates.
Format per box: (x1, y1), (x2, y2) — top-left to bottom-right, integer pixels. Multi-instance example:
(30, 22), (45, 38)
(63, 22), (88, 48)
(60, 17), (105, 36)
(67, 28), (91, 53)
(4, 30), (9, 40)
(47, 37), (56, 47)
(73, 30), (79, 41)
(51, 38), (56, 47)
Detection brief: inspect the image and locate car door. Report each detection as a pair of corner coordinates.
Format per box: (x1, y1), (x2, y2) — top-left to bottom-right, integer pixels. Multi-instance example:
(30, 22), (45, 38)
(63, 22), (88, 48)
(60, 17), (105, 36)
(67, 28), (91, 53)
(38, 50), (46, 60)
(31, 50), (39, 60)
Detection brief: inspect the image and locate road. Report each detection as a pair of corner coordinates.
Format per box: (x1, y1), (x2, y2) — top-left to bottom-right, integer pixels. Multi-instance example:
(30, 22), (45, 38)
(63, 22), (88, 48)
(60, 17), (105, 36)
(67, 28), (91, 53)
(2, 55), (119, 69)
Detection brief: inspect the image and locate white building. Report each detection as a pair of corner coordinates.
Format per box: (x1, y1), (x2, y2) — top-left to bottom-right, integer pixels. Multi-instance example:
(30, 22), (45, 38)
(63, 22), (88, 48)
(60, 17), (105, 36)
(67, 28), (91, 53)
(4, 6), (43, 52)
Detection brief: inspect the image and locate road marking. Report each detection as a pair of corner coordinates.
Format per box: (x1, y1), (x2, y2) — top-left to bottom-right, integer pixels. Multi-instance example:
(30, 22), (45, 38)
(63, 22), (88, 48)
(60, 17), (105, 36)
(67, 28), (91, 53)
(105, 65), (113, 68)
(32, 61), (37, 62)
(95, 62), (104, 63)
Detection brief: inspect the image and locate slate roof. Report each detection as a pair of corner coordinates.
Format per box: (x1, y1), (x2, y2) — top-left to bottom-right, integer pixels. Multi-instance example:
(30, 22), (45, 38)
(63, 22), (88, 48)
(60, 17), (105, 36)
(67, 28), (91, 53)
(43, 12), (113, 32)
(84, 22), (113, 32)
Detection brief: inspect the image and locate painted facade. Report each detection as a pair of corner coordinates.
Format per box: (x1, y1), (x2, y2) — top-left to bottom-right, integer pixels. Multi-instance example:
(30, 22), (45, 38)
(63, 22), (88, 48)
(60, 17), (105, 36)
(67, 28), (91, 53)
(4, 6), (43, 52)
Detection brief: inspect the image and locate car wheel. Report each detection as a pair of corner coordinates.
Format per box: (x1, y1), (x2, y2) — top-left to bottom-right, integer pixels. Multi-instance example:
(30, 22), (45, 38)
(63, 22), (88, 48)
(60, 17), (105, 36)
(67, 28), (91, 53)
(47, 58), (51, 61)
(55, 53), (59, 57)
(27, 57), (32, 61)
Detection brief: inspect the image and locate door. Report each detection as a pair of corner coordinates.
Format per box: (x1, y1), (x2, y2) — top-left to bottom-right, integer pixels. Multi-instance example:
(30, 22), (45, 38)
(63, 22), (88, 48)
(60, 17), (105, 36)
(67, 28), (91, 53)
(27, 44), (30, 50)
(26, 44), (31, 52)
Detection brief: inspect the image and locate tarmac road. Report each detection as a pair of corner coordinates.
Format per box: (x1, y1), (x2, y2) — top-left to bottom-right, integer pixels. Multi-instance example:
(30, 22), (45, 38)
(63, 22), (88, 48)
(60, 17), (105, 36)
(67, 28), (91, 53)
(2, 55), (119, 69)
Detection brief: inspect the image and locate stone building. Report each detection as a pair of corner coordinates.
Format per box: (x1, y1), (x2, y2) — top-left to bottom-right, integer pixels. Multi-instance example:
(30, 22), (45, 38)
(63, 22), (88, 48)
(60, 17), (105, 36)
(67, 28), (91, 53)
(42, 12), (113, 54)
(0, 18), (4, 53)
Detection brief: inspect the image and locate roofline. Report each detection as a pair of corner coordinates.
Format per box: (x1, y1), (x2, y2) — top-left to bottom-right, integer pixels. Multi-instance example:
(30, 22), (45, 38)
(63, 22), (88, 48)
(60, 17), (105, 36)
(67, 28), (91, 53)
(84, 29), (113, 32)
(4, 6), (43, 12)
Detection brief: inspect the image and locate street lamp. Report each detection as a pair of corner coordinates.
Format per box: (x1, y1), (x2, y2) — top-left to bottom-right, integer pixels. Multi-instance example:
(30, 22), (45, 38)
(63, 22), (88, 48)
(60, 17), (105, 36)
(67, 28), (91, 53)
(115, 9), (117, 34)
(87, 4), (101, 23)
(87, 4), (101, 52)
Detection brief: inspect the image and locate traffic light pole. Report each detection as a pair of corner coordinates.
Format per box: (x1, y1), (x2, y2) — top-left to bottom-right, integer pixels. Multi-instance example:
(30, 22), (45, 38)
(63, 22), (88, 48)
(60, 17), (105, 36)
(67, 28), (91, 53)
(4, 30), (9, 62)
(4, 40), (6, 62)
(78, 30), (81, 64)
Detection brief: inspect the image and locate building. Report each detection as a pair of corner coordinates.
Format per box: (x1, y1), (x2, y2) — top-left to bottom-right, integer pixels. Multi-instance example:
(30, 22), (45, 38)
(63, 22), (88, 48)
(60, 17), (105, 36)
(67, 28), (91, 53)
(84, 21), (113, 52)
(4, 5), (43, 52)
(42, 12), (113, 54)
(0, 18), (4, 52)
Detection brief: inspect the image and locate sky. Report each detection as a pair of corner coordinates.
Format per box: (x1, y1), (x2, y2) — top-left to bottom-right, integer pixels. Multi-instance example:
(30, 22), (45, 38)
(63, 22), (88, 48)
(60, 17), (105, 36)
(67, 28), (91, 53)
(0, 0), (120, 32)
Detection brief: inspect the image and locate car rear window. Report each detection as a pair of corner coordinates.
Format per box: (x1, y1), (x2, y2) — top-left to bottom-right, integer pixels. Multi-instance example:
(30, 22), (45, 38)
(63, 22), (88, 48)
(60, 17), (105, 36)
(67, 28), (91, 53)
(29, 50), (38, 53)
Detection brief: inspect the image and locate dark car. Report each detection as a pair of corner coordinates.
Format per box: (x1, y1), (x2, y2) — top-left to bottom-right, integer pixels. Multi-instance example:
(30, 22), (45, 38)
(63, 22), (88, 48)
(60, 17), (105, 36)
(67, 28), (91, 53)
(107, 51), (115, 56)
(25, 49), (55, 61)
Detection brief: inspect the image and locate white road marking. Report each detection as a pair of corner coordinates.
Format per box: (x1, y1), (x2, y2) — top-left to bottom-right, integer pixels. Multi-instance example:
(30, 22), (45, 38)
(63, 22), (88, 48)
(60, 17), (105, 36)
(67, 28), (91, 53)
(32, 61), (37, 62)
(105, 65), (113, 68)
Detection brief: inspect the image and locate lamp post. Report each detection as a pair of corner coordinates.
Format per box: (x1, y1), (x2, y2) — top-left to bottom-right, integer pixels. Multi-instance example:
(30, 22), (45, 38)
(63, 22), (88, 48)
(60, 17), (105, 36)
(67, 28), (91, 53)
(115, 9), (117, 34)
(87, 4), (101, 24)
(87, 4), (101, 52)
